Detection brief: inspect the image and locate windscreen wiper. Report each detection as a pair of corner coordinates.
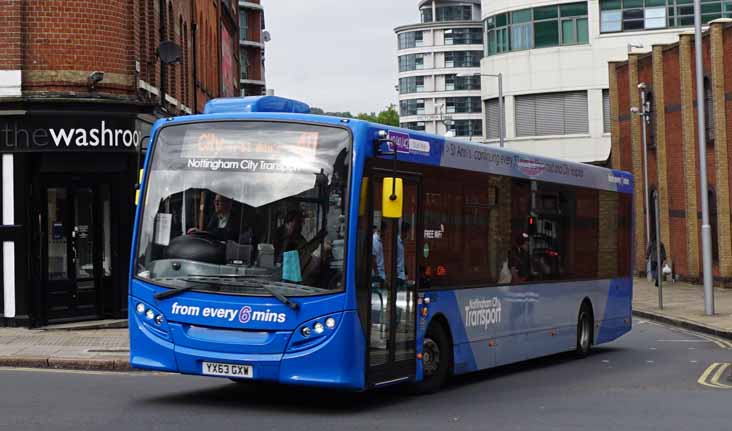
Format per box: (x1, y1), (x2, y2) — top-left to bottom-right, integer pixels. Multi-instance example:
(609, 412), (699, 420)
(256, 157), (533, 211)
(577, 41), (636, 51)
(186, 275), (300, 311)
(153, 278), (220, 300)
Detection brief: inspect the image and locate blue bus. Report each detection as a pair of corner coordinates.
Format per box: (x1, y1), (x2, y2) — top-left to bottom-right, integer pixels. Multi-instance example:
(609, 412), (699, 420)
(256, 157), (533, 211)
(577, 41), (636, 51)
(129, 96), (634, 392)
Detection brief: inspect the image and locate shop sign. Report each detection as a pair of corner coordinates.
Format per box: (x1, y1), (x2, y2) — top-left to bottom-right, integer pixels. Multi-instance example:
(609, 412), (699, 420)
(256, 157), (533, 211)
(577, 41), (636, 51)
(0, 115), (146, 152)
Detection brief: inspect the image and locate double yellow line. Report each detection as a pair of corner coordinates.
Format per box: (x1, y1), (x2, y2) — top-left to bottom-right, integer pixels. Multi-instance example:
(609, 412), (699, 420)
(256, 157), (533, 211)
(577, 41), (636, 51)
(667, 325), (732, 349)
(698, 363), (732, 389)
(693, 333), (732, 349)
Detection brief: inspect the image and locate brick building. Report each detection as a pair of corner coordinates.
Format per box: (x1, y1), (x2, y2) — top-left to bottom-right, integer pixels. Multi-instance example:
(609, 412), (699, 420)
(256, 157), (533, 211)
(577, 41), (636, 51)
(239, 0), (267, 96)
(609, 19), (732, 286)
(0, 0), (241, 327)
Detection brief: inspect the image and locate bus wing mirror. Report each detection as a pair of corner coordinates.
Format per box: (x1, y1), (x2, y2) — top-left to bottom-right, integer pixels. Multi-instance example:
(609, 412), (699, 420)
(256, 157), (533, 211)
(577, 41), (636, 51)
(135, 169), (144, 206)
(382, 178), (403, 219)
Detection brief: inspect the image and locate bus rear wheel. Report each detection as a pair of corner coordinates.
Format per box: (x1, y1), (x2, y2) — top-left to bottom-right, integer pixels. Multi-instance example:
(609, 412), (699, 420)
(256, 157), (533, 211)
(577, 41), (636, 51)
(576, 304), (593, 358)
(414, 323), (451, 394)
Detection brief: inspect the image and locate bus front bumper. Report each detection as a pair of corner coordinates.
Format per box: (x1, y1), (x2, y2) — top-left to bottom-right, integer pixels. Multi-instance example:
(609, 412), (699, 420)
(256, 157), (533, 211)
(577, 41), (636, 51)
(129, 310), (366, 390)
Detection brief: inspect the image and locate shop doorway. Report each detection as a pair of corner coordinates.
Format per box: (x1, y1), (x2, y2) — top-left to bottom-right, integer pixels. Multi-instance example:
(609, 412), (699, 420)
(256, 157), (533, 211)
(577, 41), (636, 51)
(40, 178), (114, 323)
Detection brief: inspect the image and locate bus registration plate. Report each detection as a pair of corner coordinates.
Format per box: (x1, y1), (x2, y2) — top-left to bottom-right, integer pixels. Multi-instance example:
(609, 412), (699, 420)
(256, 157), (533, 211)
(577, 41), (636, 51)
(202, 361), (253, 378)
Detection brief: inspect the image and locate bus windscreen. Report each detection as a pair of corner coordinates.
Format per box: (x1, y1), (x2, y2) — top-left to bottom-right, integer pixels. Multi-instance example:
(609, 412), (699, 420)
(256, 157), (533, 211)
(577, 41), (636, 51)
(135, 121), (351, 297)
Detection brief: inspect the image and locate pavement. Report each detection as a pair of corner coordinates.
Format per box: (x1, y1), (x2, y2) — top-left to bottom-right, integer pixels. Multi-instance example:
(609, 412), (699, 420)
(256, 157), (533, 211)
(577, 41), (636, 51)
(0, 278), (730, 372)
(633, 276), (732, 339)
(0, 326), (130, 371)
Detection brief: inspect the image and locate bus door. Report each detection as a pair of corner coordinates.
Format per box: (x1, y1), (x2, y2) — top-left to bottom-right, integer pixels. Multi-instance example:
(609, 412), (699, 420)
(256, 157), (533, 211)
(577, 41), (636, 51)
(366, 174), (420, 386)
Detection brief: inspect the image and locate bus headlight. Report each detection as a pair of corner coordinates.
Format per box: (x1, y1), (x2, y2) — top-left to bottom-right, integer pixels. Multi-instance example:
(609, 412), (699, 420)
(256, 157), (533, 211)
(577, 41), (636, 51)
(136, 303), (146, 314)
(313, 322), (324, 334)
(130, 298), (171, 341)
(287, 312), (343, 353)
(145, 309), (155, 320)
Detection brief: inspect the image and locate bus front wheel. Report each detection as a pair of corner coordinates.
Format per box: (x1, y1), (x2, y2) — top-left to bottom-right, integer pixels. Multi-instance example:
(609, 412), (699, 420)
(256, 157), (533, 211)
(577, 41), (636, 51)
(576, 304), (593, 358)
(415, 323), (451, 394)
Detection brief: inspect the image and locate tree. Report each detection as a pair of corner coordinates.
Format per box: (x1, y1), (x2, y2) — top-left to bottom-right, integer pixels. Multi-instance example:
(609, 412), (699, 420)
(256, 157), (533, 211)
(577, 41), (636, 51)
(309, 107), (354, 118)
(356, 104), (400, 127)
(310, 105), (399, 126)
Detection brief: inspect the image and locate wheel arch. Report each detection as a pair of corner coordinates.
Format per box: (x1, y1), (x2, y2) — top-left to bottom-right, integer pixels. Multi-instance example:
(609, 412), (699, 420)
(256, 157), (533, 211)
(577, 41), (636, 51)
(426, 313), (454, 374)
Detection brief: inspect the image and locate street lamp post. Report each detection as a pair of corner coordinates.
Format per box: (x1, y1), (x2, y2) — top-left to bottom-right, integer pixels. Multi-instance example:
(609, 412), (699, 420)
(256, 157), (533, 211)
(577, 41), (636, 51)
(694, 0), (715, 315)
(633, 84), (652, 272)
(458, 72), (504, 147)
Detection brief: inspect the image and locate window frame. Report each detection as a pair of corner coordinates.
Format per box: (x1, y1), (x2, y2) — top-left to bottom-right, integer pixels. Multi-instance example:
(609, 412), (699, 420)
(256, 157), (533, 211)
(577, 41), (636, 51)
(484, 2), (589, 55)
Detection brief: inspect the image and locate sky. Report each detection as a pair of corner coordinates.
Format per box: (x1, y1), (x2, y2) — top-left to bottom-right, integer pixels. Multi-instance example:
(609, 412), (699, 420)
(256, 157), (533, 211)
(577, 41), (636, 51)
(265, 1), (418, 114)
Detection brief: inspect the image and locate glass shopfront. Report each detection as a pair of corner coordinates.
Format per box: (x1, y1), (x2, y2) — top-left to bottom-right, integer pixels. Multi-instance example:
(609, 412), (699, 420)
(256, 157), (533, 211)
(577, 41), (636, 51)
(0, 109), (152, 326)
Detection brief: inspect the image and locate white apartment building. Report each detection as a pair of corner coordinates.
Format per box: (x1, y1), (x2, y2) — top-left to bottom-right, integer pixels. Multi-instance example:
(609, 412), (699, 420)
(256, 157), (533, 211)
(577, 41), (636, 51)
(481, 0), (716, 162)
(395, 0), (484, 140)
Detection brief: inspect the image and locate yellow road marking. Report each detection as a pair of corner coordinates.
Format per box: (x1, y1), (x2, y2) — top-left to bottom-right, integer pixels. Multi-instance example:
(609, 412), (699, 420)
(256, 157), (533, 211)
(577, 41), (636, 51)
(698, 363), (732, 389)
(695, 333), (732, 349)
(0, 367), (169, 377)
(710, 363), (732, 389)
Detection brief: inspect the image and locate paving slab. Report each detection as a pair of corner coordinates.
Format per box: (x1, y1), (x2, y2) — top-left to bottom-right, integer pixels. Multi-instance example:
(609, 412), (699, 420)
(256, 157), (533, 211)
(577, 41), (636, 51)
(0, 327), (130, 371)
(633, 277), (732, 339)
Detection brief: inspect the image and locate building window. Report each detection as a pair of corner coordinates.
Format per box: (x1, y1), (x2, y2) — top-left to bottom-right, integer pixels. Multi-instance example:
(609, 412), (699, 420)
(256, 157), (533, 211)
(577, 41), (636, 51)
(421, 7), (433, 23)
(603, 89), (611, 134)
(448, 119), (483, 137)
(444, 51), (482, 68)
(485, 2), (589, 55)
(485, 98), (502, 140)
(445, 74), (480, 91)
(400, 99), (426, 116)
(421, 5), (472, 23)
(444, 28), (483, 45)
(398, 31), (424, 49)
(515, 91), (589, 136)
(511, 9), (533, 51)
(600, 0), (729, 33)
(399, 76), (426, 94)
(240, 48), (249, 80)
(446, 97), (482, 114)
(239, 9), (249, 41)
(485, 14), (509, 55)
(402, 122), (427, 131)
(705, 77), (715, 143)
(399, 54), (425, 72)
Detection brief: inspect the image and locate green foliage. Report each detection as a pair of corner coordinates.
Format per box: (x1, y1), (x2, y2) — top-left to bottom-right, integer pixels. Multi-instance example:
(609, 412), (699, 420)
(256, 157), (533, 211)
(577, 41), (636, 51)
(310, 104), (399, 126)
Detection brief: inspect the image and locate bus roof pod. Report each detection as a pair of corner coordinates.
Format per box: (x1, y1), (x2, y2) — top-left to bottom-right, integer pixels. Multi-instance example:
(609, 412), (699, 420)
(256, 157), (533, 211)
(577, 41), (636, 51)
(203, 96), (311, 115)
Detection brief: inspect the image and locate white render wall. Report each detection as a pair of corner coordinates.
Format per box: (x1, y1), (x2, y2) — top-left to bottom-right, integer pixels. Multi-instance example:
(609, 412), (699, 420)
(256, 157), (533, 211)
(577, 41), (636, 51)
(481, 0), (692, 162)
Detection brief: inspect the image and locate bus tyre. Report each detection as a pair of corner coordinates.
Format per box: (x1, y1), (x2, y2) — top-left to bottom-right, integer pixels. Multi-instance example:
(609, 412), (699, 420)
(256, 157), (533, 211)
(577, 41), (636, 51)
(415, 323), (451, 394)
(576, 304), (593, 358)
